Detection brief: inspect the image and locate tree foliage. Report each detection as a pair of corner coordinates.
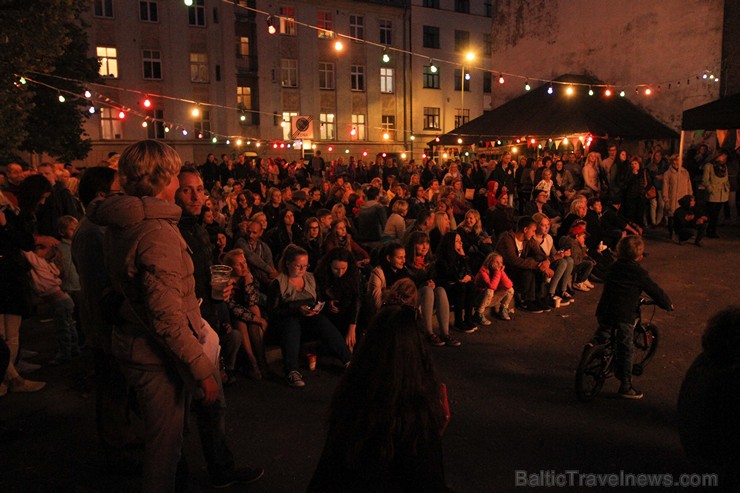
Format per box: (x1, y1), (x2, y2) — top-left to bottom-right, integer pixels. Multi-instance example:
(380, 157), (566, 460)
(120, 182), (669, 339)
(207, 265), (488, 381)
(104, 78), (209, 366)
(0, 0), (99, 163)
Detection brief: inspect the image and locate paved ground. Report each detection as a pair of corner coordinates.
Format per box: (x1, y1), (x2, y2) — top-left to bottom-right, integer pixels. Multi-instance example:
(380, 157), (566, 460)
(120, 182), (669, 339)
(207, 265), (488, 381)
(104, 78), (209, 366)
(1, 222), (739, 492)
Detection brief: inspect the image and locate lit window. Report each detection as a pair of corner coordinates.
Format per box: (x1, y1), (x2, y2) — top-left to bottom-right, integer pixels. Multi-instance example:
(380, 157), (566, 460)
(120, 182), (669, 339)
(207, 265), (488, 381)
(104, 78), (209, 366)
(282, 111), (297, 140)
(317, 11), (332, 38)
(96, 46), (118, 78)
(238, 37), (249, 58)
(455, 109), (469, 128)
(424, 107), (441, 130)
(190, 53), (208, 82)
(351, 114), (366, 141)
(380, 67), (394, 94)
(320, 113), (335, 140)
(381, 115), (395, 140)
(100, 107), (122, 140)
(280, 7), (296, 36)
(194, 110), (211, 138)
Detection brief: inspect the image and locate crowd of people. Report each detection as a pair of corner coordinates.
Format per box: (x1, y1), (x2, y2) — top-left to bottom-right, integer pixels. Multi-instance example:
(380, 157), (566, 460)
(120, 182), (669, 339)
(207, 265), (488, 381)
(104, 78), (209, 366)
(0, 138), (738, 490)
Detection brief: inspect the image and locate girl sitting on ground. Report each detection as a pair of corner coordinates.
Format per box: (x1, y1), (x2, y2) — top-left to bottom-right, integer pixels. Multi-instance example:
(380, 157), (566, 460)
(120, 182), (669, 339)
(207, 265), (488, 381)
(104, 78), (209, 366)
(473, 251), (515, 325)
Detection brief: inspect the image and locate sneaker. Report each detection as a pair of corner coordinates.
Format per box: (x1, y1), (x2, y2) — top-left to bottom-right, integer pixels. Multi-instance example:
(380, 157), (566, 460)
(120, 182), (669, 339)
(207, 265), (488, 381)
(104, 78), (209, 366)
(573, 282), (591, 292)
(560, 291), (574, 303)
(584, 279), (595, 289)
(618, 385), (644, 400)
(427, 333), (445, 347)
(442, 335), (462, 347)
(286, 371), (305, 388)
(496, 306), (512, 321)
(9, 378), (46, 393)
(518, 301), (544, 314)
(472, 312), (492, 326)
(211, 466), (265, 488)
(453, 323), (477, 334)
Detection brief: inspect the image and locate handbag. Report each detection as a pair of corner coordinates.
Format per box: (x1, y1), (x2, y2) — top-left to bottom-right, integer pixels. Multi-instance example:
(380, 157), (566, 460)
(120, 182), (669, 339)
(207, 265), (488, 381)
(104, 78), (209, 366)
(643, 170), (657, 200)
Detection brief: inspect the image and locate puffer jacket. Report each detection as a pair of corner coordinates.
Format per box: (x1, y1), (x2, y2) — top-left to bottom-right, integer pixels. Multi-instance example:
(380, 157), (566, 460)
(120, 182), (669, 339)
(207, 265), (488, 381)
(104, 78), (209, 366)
(88, 194), (214, 382)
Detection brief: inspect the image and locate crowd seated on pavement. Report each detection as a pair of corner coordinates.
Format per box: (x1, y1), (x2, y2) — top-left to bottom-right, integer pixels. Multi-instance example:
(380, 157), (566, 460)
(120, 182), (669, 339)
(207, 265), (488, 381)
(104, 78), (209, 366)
(1, 141), (738, 488)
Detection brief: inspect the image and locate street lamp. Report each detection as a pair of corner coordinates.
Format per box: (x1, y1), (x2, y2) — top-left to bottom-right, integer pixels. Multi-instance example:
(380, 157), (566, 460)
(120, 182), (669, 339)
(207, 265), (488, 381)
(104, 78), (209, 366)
(460, 52), (474, 128)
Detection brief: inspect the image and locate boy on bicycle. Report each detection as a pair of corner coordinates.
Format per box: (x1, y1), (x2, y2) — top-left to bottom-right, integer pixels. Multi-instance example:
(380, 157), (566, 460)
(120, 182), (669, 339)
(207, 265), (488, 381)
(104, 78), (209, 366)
(593, 236), (673, 399)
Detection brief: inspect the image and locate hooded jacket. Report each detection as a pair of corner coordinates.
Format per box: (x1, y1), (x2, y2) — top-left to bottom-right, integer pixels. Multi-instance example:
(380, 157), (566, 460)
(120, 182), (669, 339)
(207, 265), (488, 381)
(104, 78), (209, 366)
(89, 194), (214, 382)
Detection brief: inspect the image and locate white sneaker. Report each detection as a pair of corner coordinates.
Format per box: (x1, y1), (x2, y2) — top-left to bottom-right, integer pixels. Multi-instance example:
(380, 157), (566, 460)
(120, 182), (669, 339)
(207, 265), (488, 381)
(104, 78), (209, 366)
(584, 279), (595, 289)
(573, 282), (591, 292)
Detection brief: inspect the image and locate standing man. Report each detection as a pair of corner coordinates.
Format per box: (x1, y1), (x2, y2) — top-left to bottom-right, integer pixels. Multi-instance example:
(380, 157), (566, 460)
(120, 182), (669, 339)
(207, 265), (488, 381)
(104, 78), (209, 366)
(36, 162), (81, 237)
(310, 150), (325, 187)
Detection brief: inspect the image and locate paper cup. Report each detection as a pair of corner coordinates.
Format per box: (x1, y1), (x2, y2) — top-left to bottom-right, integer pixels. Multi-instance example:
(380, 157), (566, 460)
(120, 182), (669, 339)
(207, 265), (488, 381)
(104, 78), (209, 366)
(307, 353), (317, 371)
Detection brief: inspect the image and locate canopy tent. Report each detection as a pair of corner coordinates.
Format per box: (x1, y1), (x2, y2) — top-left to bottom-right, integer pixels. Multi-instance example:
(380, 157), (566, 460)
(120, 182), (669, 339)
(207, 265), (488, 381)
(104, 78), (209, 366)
(428, 74), (678, 148)
(682, 93), (740, 130)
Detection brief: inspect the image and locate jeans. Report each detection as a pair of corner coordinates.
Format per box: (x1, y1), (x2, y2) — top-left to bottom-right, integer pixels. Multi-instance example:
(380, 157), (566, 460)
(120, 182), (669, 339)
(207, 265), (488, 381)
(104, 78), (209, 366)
(595, 322), (635, 384)
(48, 291), (79, 359)
(418, 285), (450, 336)
(120, 363), (234, 493)
(572, 259), (595, 284)
(476, 287), (514, 313)
(648, 194), (665, 226)
(278, 314), (351, 374)
(548, 258), (573, 296)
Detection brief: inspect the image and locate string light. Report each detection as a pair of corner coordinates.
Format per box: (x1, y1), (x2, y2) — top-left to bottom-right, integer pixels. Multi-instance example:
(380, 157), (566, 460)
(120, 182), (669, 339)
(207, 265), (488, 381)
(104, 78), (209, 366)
(566, 86), (574, 95)
(410, 135), (415, 141)
(524, 80), (531, 91)
(84, 90), (92, 98)
(619, 90), (626, 97)
(382, 48), (390, 63)
(225, 139), (230, 144)
(345, 149), (350, 154)
(58, 93), (65, 103)
(457, 138), (463, 144)
(19, 77), (26, 84)
(266, 15), (276, 34)
(644, 88), (652, 95)
(143, 97), (152, 108)
(429, 60), (437, 73)
(182, 129), (188, 136)
(183, 0), (193, 6)
(118, 110), (125, 119)
(191, 106), (200, 117)
(547, 85), (553, 95)
(464, 72), (470, 81)
(334, 38), (343, 51)
(88, 106), (95, 114)
(498, 74), (505, 84)
(401, 152), (407, 159)
(240, 114), (246, 121)
(164, 126), (170, 133)
(604, 88), (612, 97)
(212, 137), (218, 143)
(383, 132), (390, 140)
(141, 121), (148, 127)
(350, 127), (357, 136)
(588, 86), (594, 96)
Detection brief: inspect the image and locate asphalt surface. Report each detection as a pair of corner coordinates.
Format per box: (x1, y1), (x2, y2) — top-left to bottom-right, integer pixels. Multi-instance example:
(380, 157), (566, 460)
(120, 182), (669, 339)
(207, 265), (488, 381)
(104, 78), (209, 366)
(1, 222), (739, 492)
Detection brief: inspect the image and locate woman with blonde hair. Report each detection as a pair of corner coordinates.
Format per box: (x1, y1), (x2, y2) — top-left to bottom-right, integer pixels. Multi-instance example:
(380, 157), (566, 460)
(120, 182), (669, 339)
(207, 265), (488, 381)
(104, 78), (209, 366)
(582, 151), (604, 196)
(429, 210), (451, 253)
(384, 199), (408, 240)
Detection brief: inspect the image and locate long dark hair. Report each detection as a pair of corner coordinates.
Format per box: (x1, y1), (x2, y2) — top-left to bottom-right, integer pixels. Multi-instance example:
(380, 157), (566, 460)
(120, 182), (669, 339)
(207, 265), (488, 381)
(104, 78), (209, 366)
(17, 174), (52, 214)
(327, 305), (444, 466)
(437, 231), (464, 268)
(315, 247), (360, 298)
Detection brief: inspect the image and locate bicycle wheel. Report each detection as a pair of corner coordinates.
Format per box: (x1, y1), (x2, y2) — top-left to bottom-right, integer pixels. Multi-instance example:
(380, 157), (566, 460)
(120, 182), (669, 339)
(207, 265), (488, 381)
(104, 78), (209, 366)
(632, 323), (659, 376)
(575, 343), (611, 402)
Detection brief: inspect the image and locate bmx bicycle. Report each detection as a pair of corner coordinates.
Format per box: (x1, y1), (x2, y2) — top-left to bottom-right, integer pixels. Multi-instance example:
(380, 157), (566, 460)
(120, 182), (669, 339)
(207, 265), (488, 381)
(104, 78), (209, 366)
(575, 298), (659, 402)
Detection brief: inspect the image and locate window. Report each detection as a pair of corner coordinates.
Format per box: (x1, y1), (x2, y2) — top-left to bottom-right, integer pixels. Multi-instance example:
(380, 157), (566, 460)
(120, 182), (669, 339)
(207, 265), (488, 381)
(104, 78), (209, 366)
(190, 53), (208, 82)
(280, 7), (296, 36)
(320, 113), (335, 140)
(455, 109), (469, 128)
(282, 112), (298, 139)
(423, 107), (441, 130)
(350, 15), (364, 40)
(351, 114), (366, 141)
(139, 1), (158, 22)
(281, 59), (298, 87)
(94, 0), (113, 18)
(455, 30), (470, 52)
(238, 37), (249, 58)
(483, 72), (492, 93)
(380, 68), (394, 93)
(423, 0), (439, 7)
(423, 26), (440, 49)
(100, 107), (122, 140)
(423, 65), (440, 89)
(188, 0), (206, 27)
(147, 109), (165, 139)
(143, 50), (162, 79)
(96, 46), (118, 78)
(237, 86), (252, 111)
(485, 1), (493, 17)
(351, 65), (365, 91)
(455, 0), (470, 13)
(379, 20), (392, 45)
(484, 33), (492, 57)
(317, 11), (332, 38)
(319, 62), (335, 90)
(454, 69), (470, 91)
(194, 110), (211, 138)
(381, 115), (395, 140)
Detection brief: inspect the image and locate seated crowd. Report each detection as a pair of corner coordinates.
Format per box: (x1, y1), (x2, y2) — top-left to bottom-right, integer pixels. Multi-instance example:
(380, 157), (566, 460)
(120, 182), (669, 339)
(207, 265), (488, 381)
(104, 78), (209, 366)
(0, 143), (733, 395)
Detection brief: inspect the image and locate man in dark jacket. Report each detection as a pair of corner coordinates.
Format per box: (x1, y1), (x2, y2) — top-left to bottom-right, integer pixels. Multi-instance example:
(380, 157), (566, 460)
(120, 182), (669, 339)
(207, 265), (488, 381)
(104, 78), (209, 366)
(176, 167), (242, 381)
(357, 186), (388, 242)
(36, 162), (81, 237)
(495, 217), (552, 313)
(593, 235), (673, 399)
